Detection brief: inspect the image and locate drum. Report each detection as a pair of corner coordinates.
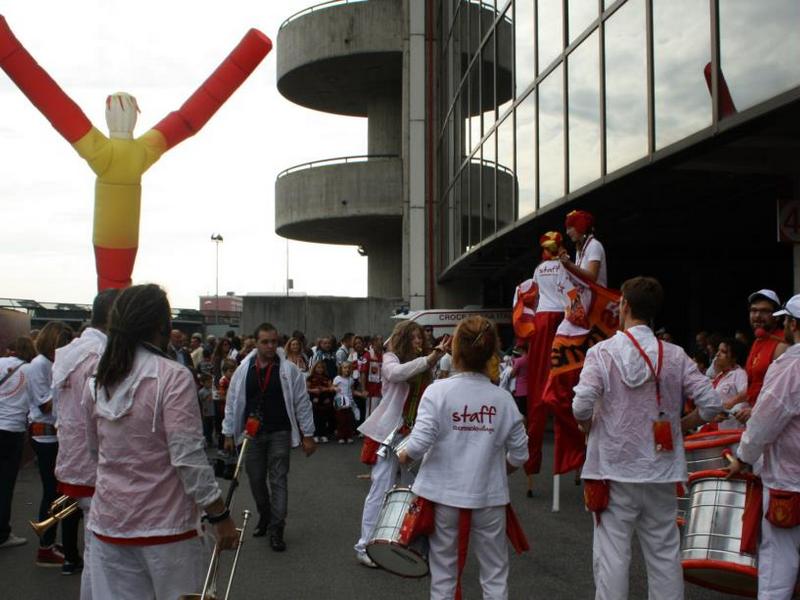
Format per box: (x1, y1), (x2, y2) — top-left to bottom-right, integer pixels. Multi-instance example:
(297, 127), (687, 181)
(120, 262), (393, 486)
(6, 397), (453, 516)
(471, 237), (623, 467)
(366, 487), (429, 578)
(393, 436), (420, 474)
(680, 469), (757, 598)
(684, 430), (743, 473)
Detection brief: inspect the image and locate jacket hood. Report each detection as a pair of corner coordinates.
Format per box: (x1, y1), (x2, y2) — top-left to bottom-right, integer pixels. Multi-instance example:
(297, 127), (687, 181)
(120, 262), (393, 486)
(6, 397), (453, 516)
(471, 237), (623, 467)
(52, 328), (106, 390)
(91, 347), (158, 422)
(609, 326), (659, 389)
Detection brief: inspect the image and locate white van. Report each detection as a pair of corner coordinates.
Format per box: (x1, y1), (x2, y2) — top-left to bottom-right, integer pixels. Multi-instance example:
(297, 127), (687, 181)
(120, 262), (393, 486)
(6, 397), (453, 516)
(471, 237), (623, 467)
(391, 307), (513, 347)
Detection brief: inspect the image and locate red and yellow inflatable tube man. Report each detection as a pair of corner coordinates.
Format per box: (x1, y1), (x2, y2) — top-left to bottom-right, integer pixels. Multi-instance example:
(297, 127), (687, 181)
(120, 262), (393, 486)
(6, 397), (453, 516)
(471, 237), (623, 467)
(0, 16), (271, 290)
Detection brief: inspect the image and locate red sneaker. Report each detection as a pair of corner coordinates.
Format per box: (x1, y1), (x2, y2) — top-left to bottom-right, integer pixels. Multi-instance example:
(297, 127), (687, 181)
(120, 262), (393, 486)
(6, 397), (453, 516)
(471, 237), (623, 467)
(36, 545), (65, 567)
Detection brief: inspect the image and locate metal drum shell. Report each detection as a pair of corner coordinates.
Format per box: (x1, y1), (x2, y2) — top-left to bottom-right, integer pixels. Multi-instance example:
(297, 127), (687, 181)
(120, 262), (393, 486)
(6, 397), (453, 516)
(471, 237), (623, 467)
(366, 486), (429, 578)
(684, 430), (744, 473)
(680, 469), (757, 598)
(393, 436), (420, 474)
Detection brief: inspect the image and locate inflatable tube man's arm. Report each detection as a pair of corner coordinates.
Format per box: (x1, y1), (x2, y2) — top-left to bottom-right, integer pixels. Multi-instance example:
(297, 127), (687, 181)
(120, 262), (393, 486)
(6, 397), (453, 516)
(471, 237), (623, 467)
(152, 29), (272, 150)
(0, 15), (92, 143)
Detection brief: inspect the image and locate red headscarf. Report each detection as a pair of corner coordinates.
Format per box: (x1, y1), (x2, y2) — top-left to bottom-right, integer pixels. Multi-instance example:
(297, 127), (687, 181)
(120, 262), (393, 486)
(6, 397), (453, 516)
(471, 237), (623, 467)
(539, 231), (562, 260)
(565, 210), (594, 235)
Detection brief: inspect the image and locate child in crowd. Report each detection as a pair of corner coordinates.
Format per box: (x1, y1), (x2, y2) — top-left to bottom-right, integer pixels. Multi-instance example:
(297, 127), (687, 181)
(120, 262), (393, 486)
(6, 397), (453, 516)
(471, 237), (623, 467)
(307, 360), (336, 443)
(197, 348), (213, 379)
(333, 362), (364, 444)
(197, 373), (215, 446)
(214, 359), (236, 449)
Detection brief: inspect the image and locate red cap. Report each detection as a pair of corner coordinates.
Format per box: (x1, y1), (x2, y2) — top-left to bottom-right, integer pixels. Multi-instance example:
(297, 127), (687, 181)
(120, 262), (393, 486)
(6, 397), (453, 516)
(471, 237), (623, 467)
(565, 210), (594, 235)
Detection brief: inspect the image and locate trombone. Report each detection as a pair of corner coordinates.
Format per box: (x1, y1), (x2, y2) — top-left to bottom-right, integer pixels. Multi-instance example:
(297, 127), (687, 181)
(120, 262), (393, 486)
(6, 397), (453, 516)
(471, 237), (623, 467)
(29, 495), (79, 537)
(180, 509), (251, 600)
(180, 416), (260, 600)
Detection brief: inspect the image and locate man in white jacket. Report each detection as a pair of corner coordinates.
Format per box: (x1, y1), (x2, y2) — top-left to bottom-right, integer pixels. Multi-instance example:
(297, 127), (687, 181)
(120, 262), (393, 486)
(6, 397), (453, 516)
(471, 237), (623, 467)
(727, 293), (800, 599)
(573, 276), (722, 600)
(223, 322), (316, 552)
(53, 288), (118, 588)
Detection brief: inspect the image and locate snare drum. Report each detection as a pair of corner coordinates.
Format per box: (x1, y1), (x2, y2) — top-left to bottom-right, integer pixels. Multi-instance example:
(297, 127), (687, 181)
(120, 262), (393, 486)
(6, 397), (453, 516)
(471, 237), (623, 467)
(393, 436), (420, 474)
(366, 487), (429, 578)
(684, 430), (743, 473)
(681, 469), (757, 597)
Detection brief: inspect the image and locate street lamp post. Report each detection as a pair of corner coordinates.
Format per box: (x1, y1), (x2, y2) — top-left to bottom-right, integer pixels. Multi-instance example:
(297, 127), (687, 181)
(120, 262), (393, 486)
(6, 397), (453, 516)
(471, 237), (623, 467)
(211, 233), (223, 324)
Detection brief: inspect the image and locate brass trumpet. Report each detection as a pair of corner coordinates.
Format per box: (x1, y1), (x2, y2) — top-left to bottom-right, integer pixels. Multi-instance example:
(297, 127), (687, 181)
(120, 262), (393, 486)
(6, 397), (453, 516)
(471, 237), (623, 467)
(29, 495), (79, 537)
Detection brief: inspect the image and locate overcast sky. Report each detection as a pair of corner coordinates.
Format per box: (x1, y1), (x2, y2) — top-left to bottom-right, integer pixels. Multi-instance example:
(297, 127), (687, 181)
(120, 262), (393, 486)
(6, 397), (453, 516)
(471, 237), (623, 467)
(0, 0), (368, 309)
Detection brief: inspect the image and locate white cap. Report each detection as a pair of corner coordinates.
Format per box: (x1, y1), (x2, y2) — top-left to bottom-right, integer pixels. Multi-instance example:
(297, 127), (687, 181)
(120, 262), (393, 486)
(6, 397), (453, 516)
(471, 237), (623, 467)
(773, 294), (800, 319)
(748, 289), (780, 308)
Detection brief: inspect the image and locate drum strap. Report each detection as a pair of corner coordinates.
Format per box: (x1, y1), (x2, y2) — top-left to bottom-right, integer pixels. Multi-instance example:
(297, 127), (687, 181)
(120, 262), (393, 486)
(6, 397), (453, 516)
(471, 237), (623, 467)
(740, 477), (763, 554)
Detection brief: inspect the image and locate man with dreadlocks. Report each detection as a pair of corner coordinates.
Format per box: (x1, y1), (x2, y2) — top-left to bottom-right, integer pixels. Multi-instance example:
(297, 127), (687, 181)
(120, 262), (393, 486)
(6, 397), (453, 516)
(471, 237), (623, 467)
(354, 320), (449, 568)
(83, 284), (237, 599)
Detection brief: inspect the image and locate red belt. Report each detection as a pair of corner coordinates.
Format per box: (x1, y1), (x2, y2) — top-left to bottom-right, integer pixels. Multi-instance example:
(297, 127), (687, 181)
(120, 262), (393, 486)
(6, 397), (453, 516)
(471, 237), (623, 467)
(30, 422), (57, 436)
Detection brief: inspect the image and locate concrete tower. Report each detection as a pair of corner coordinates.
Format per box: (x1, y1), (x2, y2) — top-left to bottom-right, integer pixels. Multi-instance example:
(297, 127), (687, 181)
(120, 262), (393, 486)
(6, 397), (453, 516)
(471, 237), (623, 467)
(275, 0), (406, 300)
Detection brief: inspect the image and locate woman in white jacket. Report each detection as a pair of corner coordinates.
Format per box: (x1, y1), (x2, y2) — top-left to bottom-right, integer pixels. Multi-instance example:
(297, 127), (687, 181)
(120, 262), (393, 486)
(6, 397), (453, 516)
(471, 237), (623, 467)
(399, 316), (529, 600)
(85, 284), (238, 599)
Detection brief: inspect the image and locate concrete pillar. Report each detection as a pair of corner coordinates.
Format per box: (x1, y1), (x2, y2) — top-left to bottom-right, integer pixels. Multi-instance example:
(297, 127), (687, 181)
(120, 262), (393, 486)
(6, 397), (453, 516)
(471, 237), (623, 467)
(368, 94), (402, 156)
(365, 237), (403, 298)
(406, 0), (427, 310)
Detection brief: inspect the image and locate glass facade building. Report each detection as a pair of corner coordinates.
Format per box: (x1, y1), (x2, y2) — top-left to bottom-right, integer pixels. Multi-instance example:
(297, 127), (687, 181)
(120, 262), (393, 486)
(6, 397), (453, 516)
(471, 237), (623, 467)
(437, 0), (800, 272)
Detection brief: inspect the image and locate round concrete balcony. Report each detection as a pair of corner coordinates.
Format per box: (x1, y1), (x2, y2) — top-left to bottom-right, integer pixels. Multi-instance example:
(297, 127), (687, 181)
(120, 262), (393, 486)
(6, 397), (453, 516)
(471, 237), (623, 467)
(277, 0), (403, 116)
(275, 155), (403, 245)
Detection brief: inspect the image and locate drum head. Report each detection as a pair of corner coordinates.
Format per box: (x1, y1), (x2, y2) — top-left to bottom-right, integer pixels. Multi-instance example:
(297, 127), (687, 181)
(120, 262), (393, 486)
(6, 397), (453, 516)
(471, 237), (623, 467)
(366, 540), (429, 578)
(682, 559), (757, 598)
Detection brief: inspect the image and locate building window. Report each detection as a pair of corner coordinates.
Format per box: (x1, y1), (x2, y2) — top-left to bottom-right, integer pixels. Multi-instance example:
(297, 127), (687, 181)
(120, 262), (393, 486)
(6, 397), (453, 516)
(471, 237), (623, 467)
(604, 0), (647, 174)
(496, 112), (516, 228)
(514, 0), (536, 95)
(515, 92), (537, 217)
(568, 30), (601, 192)
(568, 0), (598, 44)
(539, 64), (565, 205)
(537, 0), (563, 72)
(719, 0), (800, 115)
(653, 0), (711, 148)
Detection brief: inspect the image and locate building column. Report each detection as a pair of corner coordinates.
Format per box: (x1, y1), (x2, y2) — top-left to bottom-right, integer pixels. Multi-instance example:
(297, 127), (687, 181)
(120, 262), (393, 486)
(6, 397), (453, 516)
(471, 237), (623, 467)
(365, 236), (402, 298)
(405, 0), (427, 310)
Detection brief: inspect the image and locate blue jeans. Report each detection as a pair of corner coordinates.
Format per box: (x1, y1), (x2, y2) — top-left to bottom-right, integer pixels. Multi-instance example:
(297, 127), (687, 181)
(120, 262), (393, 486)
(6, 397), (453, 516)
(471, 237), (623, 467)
(244, 430), (291, 533)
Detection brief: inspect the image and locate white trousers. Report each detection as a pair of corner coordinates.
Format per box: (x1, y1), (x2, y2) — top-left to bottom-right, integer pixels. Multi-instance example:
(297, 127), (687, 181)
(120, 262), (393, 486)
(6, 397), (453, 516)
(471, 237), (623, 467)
(90, 534), (208, 600)
(78, 498), (92, 600)
(758, 488), (800, 599)
(354, 450), (414, 553)
(592, 481), (683, 600)
(365, 396), (382, 419)
(429, 504), (508, 600)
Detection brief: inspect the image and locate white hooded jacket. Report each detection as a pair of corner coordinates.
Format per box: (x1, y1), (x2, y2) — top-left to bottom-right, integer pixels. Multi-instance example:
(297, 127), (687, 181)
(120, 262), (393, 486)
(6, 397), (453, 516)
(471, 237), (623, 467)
(573, 325), (722, 483)
(86, 347), (220, 538)
(53, 327), (106, 488)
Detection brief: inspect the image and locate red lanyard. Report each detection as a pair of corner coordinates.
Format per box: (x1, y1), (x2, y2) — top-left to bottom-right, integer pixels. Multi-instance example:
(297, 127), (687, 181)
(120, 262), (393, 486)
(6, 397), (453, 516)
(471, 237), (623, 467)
(255, 361), (274, 394)
(622, 330), (663, 409)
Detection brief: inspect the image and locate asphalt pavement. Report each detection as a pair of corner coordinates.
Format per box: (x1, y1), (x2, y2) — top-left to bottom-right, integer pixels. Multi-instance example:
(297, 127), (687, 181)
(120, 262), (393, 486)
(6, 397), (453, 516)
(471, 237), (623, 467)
(0, 433), (744, 599)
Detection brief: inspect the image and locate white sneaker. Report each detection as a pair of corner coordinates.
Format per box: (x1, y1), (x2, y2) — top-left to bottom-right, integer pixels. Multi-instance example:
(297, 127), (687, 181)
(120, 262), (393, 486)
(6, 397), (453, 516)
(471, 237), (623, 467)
(313, 436), (320, 443)
(338, 439), (346, 444)
(0, 533), (27, 549)
(356, 551), (378, 568)
(320, 436), (329, 443)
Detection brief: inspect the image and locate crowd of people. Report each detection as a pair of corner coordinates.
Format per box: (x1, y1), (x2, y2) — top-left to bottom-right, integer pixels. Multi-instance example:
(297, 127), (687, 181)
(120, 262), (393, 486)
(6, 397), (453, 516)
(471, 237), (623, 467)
(0, 208), (798, 600)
